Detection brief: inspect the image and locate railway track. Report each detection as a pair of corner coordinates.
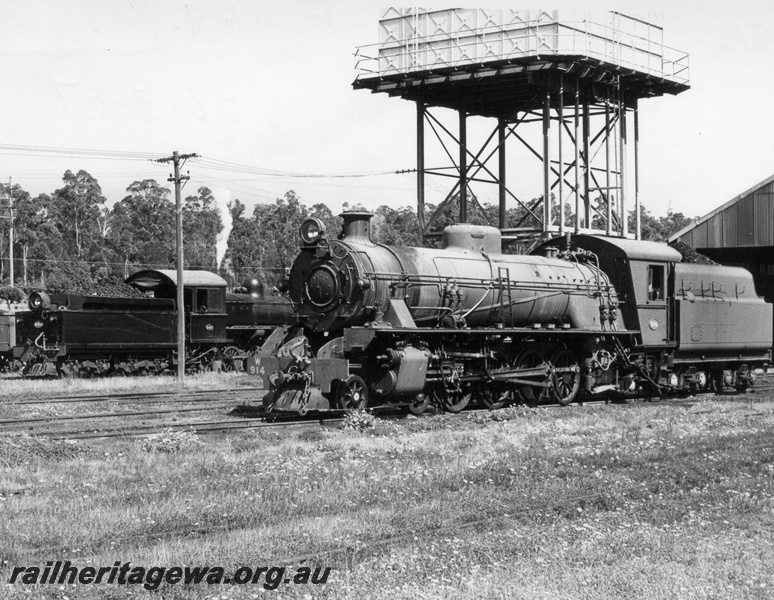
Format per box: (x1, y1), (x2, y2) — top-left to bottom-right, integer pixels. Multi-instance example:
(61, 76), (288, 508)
(7, 387), (264, 406)
(1, 381), (771, 442)
(0, 403), (234, 428)
(0, 387), (268, 440)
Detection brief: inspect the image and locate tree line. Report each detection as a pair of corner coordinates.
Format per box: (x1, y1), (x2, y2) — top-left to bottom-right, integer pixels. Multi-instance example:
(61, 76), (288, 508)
(0, 169), (696, 298)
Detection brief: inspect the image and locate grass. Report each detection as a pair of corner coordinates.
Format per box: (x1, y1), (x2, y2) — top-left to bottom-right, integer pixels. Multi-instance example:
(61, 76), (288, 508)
(1, 389), (774, 598)
(0, 372), (260, 428)
(0, 371), (259, 401)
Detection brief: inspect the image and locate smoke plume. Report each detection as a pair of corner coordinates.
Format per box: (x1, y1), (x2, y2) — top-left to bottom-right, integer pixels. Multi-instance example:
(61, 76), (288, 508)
(213, 188), (234, 270)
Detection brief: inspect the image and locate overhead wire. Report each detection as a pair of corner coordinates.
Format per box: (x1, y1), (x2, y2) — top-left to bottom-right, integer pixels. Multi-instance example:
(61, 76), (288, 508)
(0, 143), (456, 213)
(0, 143), (404, 182)
(0, 144), (160, 161)
(192, 156), (396, 178)
(14, 257), (285, 271)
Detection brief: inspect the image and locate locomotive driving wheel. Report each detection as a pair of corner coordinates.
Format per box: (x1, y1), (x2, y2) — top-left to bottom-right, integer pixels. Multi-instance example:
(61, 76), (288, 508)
(512, 348), (550, 405)
(431, 366), (472, 413)
(479, 353), (510, 410)
(479, 385), (509, 410)
(221, 346), (242, 372)
(335, 375), (369, 410)
(432, 385), (472, 413)
(548, 347), (581, 406)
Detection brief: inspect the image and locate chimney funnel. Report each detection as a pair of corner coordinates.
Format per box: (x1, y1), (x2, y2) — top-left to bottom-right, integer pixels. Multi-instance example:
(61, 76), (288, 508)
(339, 211), (373, 242)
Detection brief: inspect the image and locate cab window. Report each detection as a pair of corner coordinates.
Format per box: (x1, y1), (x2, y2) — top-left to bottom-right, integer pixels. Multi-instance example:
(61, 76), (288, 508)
(647, 265), (665, 301)
(195, 289), (224, 313)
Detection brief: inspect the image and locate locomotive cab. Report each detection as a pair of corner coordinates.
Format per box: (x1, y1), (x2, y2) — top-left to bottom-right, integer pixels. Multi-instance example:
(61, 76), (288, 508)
(535, 235), (681, 348)
(536, 234), (771, 392)
(126, 269), (230, 344)
(626, 256), (676, 348)
(185, 287), (229, 344)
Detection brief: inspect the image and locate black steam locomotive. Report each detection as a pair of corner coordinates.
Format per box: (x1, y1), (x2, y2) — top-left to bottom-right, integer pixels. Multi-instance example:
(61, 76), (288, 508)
(248, 211), (772, 414)
(15, 269), (294, 377)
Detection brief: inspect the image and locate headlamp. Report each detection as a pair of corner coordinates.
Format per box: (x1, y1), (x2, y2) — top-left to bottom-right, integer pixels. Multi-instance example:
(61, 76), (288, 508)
(28, 292), (51, 310)
(299, 218), (325, 245)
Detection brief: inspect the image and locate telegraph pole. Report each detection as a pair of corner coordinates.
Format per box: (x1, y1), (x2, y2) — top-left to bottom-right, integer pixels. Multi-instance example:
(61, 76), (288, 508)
(154, 151), (198, 382)
(7, 178), (12, 287)
(1, 177), (13, 286)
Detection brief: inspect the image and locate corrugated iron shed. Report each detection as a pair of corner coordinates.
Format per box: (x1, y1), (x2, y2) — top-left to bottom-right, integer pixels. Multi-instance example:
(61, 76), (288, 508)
(668, 174), (774, 301)
(668, 173), (774, 249)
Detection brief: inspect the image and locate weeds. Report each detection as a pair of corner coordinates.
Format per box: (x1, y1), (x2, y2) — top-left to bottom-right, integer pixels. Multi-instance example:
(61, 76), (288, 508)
(0, 434), (89, 466)
(137, 428), (203, 453)
(0, 371), (256, 402)
(297, 428), (327, 443)
(342, 409), (376, 431)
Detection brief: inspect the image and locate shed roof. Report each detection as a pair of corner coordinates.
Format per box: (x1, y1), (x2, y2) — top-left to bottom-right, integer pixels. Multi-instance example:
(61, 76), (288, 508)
(125, 269), (227, 291)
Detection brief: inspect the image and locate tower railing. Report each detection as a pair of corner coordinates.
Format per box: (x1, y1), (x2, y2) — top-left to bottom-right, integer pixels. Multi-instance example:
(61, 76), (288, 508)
(354, 16), (689, 86)
(353, 9), (690, 243)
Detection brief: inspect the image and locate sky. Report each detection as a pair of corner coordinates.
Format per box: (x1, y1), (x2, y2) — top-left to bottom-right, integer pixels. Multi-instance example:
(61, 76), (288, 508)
(0, 0), (772, 224)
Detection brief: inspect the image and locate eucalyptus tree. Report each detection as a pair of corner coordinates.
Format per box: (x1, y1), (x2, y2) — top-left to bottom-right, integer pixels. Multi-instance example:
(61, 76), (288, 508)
(107, 179), (175, 274)
(183, 186), (222, 270)
(50, 170), (107, 259)
(0, 182), (30, 284)
(11, 192), (62, 286)
(371, 205), (421, 246)
(252, 191), (310, 282)
(223, 199), (268, 285)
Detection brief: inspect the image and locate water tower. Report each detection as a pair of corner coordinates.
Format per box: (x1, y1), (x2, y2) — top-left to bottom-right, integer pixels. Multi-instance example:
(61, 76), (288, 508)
(353, 9), (689, 243)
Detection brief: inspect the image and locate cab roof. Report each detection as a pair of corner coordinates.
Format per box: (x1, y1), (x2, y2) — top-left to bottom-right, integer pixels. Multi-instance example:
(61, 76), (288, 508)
(536, 234), (682, 263)
(125, 269), (227, 291)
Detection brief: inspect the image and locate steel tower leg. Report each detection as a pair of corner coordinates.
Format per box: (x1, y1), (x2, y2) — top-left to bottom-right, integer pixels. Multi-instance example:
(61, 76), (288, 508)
(634, 98), (640, 240)
(459, 110), (467, 223)
(417, 102), (426, 238)
(605, 102), (612, 236)
(498, 118), (506, 229)
(583, 102), (591, 228)
(574, 80), (581, 234)
(542, 91), (550, 233)
(558, 77), (565, 234)
(620, 98), (628, 238)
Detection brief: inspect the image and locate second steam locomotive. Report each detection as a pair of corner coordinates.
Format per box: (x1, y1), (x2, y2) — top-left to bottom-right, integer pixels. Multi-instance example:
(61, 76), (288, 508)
(15, 270), (294, 377)
(249, 211), (772, 414)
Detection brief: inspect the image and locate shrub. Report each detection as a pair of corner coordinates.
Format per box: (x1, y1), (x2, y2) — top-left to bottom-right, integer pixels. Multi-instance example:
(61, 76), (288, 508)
(138, 428), (203, 453)
(0, 285), (24, 305)
(342, 409), (376, 431)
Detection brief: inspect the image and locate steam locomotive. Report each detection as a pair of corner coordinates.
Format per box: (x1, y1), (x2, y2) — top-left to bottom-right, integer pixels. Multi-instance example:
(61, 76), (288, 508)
(15, 269), (294, 377)
(248, 211), (772, 414)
